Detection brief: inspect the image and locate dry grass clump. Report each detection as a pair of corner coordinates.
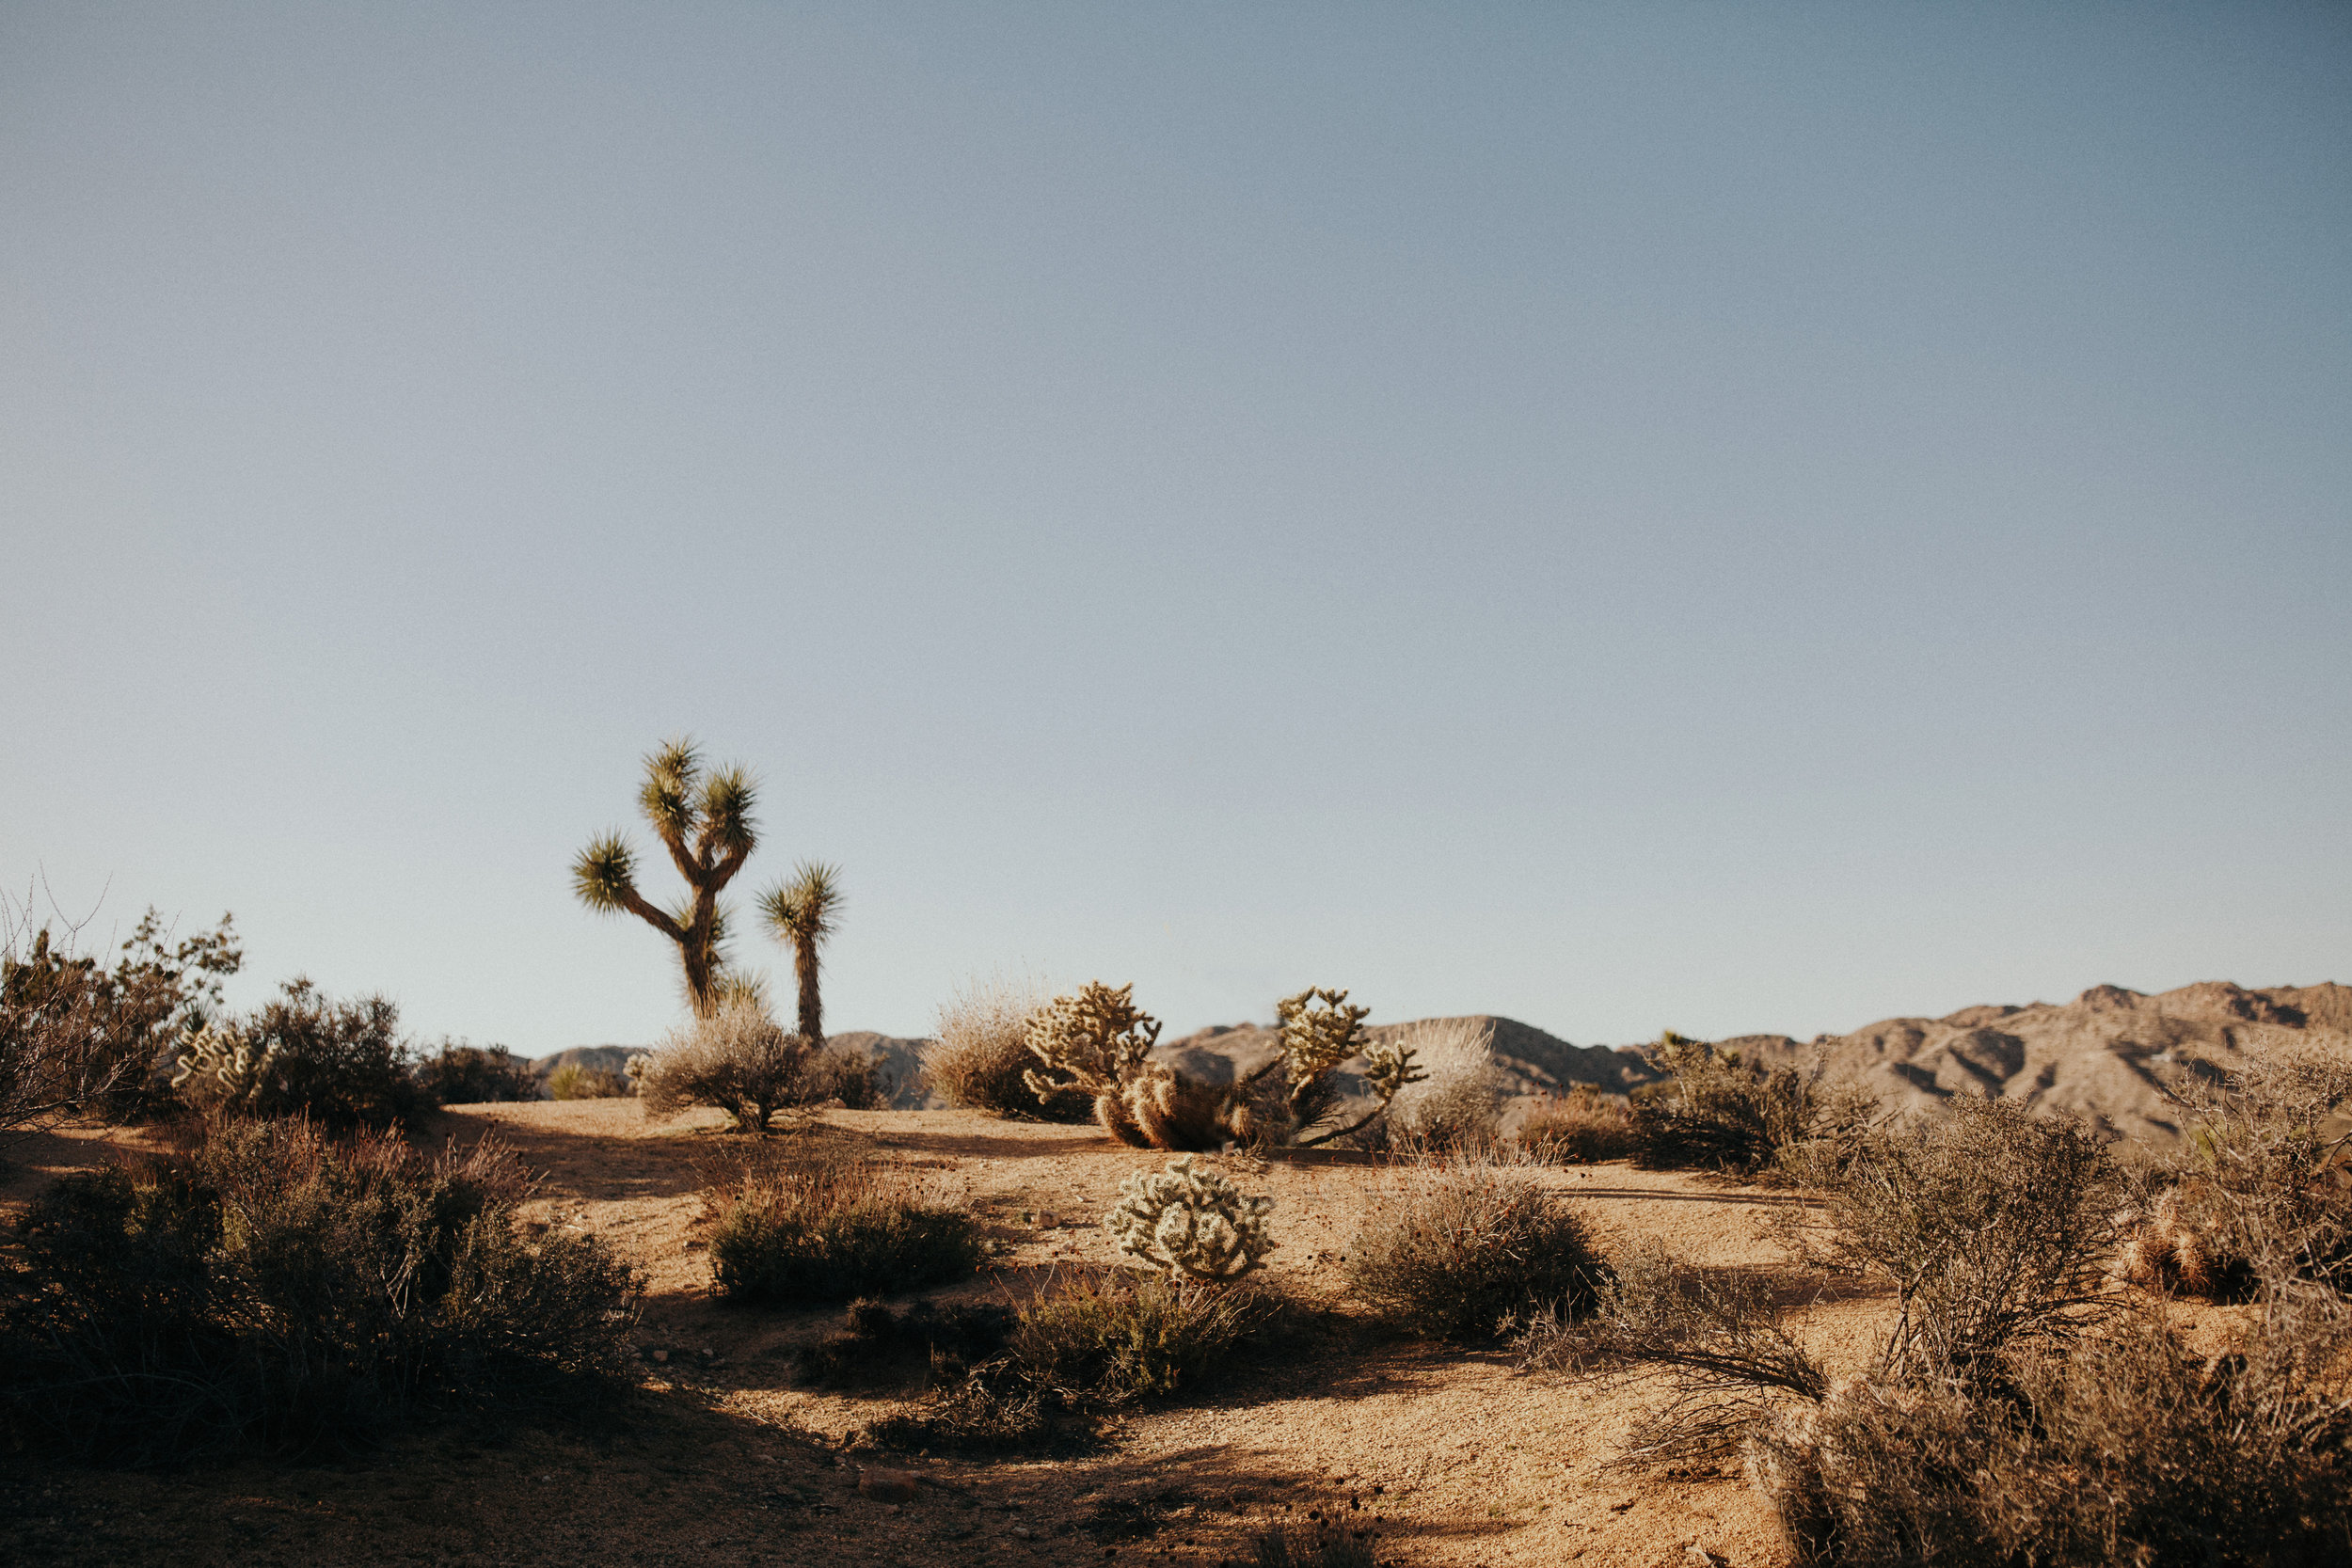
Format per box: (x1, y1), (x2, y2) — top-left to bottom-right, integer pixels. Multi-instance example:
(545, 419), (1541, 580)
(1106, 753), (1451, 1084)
(637, 995), (818, 1133)
(1629, 1033), (1873, 1178)
(1386, 1018), (1503, 1150)
(1346, 1154), (1603, 1342)
(1515, 1084), (1638, 1163)
(547, 1061), (630, 1100)
(0, 1117), (640, 1465)
(923, 971), (1093, 1122)
(700, 1148), (980, 1306)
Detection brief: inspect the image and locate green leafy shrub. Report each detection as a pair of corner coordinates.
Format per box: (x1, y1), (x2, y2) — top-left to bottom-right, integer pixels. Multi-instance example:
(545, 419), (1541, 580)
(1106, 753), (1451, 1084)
(547, 1061), (630, 1100)
(1346, 1156), (1603, 1341)
(923, 972), (1093, 1122)
(1514, 1085), (1638, 1163)
(1629, 1032), (1871, 1177)
(703, 1150), (980, 1305)
(171, 979), (435, 1130)
(415, 1042), (541, 1103)
(1104, 1155), (1276, 1280)
(0, 1117), (640, 1465)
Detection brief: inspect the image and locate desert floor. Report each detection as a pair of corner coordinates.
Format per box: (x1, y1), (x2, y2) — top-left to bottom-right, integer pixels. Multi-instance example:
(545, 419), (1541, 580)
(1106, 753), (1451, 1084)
(2, 1101), (1919, 1568)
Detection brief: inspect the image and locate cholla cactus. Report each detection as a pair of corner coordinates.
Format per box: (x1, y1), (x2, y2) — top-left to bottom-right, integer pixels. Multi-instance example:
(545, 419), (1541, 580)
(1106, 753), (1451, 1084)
(1238, 986), (1426, 1149)
(1104, 1155), (1276, 1280)
(169, 1022), (279, 1112)
(1023, 981), (1163, 1103)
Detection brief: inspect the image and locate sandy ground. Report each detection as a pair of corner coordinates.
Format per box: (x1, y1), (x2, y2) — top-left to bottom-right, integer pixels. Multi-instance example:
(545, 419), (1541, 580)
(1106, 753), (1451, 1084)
(0, 1101), (1915, 1568)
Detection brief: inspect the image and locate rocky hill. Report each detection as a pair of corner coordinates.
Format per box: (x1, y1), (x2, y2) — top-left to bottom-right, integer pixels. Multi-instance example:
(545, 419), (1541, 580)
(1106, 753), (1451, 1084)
(1720, 979), (2352, 1143)
(1160, 979), (2351, 1143)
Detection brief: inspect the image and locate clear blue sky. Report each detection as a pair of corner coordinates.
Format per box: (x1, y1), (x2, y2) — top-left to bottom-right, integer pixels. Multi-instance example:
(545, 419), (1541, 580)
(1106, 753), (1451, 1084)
(4, 3), (2346, 1054)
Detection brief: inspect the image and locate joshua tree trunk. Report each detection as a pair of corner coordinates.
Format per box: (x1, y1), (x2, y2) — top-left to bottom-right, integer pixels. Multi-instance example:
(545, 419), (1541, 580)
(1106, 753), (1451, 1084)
(759, 862), (843, 1044)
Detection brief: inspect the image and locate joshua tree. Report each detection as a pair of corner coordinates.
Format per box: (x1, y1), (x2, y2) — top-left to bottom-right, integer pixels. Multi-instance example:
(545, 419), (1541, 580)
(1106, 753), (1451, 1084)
(758, 861), (844, 1045)
(572, 737), (758, 1017)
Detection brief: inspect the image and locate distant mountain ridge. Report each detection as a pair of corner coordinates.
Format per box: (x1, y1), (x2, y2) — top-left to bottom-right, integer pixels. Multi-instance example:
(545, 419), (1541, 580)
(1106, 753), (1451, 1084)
(534, 980), (2349, 1138)
(1160, 979), (2351, 1143)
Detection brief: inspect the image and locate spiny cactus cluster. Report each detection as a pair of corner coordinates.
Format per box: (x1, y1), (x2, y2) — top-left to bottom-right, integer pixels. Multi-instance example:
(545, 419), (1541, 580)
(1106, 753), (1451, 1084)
(1104, 1155), (1276, 1281)
(1022, 981), (1161, 1102)
(168, 1022), (279, 1111)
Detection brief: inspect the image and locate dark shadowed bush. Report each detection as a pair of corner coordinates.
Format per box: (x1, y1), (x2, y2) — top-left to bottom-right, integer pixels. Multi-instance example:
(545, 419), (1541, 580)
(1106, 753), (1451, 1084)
(2, 906), (242, 1133)
(171, 979), (436, 1130)
(0, 1117), (640, 1465)
(415, 1042), (541, 1104)
(866, 1271), (1281, 1454)
(702, 1150), (980, 1306)
(793, 1295), (1015, 1386)
(1346, 1156), (1603, 1342)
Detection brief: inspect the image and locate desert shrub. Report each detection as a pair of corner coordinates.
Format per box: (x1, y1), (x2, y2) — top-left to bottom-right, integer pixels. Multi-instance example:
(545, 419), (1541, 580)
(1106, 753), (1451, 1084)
(806, 1042), (894, 1110)
(1518, 1241), (1829, 1468)
(415, 1042), (541, 1103)
(1, 904), (242, 1133)
(1826, 1098), (2120, 1386)
(1629, 1033), (1871, 1177)
(2118, 1047), (2352, 1301)
(172, 979), (435, 1130)
(0, 1117), (639, 1465)
(547, 1061), (630, 1100)
(924, 971), (1092, 1122)
(1386, 1017), (1503, 1150)
(867, 1272), (1281, 1453)
(1748, 1304), (2352, 1566)
(1526, 1093), (2337, 1565)
(1346, 1156), (1603, 1341)
(636, 995), (816, 1133)
(1010, 1271), (1272, 1404)
(703, 1150), (980, 1305)
(1514, 1084), (1638, 1163)
(1105, 1155), (1277, 1280)
(793, 1295), (1015, 1386)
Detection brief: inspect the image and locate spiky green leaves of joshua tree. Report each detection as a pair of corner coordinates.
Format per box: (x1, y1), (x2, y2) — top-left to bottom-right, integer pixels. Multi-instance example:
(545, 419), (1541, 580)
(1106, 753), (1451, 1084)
(1105, 1155), (1277, 1281)
(572, 737), (760, 1018)
(757, 861), (844, 1045)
